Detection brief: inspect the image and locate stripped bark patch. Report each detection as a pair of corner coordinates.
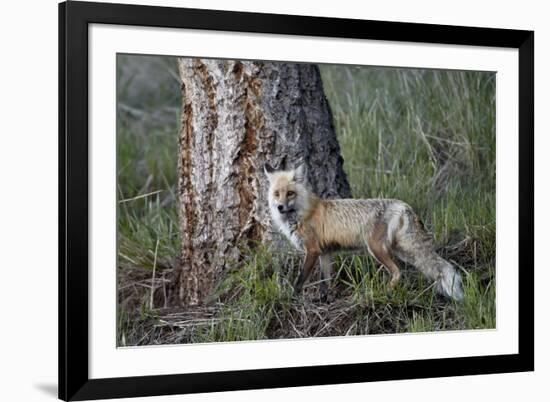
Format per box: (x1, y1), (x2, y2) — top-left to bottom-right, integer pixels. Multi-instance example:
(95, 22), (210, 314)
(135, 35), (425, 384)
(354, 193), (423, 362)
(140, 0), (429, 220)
(235, 71), (263, 245)
(194, 59), (218, 210)
(178, 96), (198, 304)
(195, 59), (219, 127)
(232, 60), (243, 81)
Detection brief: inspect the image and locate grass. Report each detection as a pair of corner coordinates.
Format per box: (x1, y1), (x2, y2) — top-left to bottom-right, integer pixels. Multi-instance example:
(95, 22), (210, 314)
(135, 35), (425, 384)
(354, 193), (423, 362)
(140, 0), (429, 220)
(116, 56), (496, 346)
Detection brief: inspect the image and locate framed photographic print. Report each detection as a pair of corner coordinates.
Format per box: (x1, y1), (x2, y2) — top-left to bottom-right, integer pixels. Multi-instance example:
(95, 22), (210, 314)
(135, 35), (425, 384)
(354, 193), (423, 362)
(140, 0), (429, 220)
(59, 1), (534, 400)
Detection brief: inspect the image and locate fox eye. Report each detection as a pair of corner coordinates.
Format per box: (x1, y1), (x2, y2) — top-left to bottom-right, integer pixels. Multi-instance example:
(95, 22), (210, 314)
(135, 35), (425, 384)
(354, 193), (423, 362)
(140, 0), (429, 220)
(274, 191), (279, 197)
(287, 191), (295, 197)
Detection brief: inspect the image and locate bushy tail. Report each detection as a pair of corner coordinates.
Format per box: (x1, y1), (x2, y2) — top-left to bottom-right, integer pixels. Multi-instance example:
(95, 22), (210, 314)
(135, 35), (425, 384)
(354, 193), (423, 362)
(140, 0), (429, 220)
(402, 249), (464, 301)
(407, 252), (464, 301)
(435, 259), (464, 301)
(392, 207), (464, 301)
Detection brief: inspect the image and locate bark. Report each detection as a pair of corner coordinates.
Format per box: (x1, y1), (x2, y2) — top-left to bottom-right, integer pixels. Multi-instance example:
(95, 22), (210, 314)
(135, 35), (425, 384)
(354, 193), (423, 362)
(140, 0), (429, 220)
(177, 59), (351, 306)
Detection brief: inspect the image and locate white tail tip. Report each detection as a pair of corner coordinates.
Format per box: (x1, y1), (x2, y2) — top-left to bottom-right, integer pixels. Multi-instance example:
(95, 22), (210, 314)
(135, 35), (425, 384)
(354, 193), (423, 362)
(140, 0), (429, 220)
(437, 263), (464, 301)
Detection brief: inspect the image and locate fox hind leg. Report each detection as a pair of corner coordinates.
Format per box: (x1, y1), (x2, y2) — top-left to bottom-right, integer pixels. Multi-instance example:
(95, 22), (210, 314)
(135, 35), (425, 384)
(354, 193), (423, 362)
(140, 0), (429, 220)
(368, 242), (402, 288)
(367, 224), (401, 289)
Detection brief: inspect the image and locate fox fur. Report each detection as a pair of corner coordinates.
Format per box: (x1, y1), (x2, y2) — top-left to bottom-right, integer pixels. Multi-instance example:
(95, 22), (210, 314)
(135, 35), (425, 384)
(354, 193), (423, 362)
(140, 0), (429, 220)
(264, 163), (464, 302)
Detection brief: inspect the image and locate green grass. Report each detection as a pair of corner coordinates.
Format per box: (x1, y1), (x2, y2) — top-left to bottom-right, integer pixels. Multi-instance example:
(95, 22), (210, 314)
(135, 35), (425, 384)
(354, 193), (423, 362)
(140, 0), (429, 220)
(116, 55), (180, 291)
(116, 57), (496, 346)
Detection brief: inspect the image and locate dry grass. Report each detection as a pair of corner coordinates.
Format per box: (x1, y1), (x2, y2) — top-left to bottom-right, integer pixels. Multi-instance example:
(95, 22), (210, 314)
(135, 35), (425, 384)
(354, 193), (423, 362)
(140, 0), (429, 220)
(118, 239), (494, 346)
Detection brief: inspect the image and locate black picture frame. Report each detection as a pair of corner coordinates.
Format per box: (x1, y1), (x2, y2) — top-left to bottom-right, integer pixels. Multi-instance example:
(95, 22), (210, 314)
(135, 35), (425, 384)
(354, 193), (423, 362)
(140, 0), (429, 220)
(59, 1), (534, 400)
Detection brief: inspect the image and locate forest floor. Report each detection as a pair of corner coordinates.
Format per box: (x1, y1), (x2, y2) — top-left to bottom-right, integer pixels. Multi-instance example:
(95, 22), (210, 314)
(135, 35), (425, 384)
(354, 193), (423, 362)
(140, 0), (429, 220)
(116, 56), (496, 346)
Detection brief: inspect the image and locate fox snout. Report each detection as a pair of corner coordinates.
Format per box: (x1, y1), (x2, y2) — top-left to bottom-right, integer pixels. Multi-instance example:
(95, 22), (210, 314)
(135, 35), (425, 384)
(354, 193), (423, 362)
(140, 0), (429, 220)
(277, 203), (294, 214)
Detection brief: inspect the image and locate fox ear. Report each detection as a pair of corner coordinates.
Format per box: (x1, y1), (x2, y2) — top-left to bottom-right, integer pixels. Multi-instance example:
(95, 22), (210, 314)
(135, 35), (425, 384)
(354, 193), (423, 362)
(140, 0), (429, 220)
(263, 163), (275, 180)
(293, 163), (307, 184)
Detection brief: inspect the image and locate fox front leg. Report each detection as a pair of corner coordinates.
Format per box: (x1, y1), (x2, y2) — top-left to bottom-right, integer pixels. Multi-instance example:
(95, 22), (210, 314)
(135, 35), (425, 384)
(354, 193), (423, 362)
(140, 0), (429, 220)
(294, 250), (320, 295)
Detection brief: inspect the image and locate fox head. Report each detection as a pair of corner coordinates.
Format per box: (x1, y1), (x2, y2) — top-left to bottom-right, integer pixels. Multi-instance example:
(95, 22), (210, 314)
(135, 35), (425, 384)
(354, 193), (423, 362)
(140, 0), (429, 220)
(264, 163), (310, 220)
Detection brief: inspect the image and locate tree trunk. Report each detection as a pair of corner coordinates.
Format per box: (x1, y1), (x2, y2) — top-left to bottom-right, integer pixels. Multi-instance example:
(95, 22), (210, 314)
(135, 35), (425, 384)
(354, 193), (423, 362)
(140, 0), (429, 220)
(177, 59), (351, 306)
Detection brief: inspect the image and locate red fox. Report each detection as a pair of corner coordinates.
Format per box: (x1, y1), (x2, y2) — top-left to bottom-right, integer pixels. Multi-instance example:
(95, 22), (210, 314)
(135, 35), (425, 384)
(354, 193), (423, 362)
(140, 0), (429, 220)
(264, 163), (464, 302)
